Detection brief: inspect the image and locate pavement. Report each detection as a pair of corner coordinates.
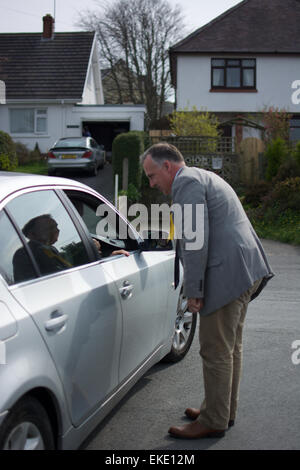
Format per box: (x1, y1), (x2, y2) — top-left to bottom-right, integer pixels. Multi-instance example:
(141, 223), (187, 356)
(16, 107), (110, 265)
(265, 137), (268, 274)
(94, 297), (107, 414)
(82, 239), (300, 450)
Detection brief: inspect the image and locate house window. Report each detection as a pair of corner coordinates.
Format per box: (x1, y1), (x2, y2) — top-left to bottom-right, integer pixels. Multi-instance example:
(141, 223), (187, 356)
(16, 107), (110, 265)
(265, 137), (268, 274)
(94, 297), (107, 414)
(10, 108), (47, 134)
(211, 59), (256, 89)
(290, 115), (300, 142)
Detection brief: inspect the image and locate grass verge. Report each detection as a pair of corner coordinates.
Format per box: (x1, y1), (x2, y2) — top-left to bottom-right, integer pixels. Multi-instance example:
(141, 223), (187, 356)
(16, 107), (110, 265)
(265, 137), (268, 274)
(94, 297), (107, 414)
(245, 206), (300, 246)
(13, 161), (48, 175)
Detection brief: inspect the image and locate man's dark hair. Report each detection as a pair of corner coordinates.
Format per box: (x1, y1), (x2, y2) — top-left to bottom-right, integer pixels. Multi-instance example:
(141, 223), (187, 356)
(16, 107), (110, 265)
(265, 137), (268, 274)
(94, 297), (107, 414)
(141, 142), (184, 165)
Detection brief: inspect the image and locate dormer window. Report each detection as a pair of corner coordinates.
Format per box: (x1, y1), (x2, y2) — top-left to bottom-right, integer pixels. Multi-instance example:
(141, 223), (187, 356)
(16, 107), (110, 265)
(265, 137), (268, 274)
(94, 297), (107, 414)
(211, 58), (256, 90)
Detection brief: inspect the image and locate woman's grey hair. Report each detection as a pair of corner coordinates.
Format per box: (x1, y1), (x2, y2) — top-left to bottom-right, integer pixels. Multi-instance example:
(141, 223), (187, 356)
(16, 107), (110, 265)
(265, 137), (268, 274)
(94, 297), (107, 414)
(140, 142), (184, 166)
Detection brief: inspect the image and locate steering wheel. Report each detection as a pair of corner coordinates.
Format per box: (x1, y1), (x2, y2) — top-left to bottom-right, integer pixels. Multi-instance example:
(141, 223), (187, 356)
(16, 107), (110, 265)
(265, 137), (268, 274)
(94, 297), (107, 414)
(91, 233), (126, 249)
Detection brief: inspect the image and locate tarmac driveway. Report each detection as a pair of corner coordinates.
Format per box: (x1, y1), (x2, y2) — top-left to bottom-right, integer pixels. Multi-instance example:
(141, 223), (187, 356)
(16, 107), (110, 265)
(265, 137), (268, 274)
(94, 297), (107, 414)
(81, 239), (300, 451)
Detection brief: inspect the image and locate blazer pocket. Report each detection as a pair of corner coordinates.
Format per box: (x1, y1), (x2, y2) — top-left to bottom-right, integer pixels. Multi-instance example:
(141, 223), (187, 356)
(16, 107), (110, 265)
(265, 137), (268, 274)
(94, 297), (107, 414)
(207, 257), (222, 268)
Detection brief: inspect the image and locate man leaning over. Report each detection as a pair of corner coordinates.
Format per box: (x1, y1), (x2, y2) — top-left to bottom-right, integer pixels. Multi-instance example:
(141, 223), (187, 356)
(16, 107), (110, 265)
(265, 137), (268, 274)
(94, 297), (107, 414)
(141, 142), (274, 439)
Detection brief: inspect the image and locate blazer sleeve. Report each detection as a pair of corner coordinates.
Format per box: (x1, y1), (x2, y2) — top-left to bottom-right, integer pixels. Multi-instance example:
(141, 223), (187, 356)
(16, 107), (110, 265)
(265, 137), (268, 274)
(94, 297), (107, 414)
(172, 176), (209, 299)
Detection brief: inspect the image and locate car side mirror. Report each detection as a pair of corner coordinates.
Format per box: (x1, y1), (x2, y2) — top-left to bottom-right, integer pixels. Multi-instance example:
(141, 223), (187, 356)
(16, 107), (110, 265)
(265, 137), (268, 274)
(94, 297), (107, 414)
(139, 230), (174, 251)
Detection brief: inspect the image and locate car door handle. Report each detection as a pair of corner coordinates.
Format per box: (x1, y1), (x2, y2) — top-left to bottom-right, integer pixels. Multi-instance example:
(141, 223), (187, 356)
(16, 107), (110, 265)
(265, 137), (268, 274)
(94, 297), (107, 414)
(119, 281), (133, 299)
(45, 311), (68, 332)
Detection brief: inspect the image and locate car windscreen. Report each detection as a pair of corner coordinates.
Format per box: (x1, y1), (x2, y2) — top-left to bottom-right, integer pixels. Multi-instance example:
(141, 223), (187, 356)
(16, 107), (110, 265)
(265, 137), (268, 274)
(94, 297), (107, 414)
(54, 138), (88, 148)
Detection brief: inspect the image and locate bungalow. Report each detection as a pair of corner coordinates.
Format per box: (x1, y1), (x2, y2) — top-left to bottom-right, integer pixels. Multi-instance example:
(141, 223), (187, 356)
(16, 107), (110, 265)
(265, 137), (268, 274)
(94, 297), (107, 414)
(169, 0), (300, 142)
(0, 15), (146, 153)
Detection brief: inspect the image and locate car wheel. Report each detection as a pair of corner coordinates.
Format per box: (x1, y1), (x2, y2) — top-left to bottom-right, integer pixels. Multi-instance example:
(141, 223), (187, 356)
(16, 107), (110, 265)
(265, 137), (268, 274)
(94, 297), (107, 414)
(0, 397), (55, 450)
(162, 288), (197, 363)
(90, 164), (98, 177)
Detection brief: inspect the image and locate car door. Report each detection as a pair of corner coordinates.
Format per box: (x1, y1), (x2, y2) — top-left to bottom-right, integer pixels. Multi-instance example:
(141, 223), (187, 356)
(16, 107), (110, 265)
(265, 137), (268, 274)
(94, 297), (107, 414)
(64, 190), (173, 383)
(102, 250), (173, 382)
(4, 188), (123, 427)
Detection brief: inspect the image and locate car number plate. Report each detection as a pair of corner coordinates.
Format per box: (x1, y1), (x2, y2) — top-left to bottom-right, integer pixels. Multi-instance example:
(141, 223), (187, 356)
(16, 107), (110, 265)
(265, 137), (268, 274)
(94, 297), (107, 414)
(61, 154), (77, 159)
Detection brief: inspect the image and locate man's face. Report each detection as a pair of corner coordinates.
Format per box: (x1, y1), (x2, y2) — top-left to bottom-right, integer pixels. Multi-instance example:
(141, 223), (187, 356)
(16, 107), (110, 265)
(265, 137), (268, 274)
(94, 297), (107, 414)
(143, 154), (172, 195)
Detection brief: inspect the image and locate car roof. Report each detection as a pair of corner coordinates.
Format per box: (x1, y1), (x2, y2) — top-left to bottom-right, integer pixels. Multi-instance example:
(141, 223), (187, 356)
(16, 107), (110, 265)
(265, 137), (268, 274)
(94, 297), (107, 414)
(0, 171), (99, 205)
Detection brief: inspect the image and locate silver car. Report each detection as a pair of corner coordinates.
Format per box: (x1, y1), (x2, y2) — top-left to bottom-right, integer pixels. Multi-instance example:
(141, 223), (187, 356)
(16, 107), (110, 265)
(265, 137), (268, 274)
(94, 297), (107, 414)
(47, 137), (105, 176)
(0, 172), (196, 450)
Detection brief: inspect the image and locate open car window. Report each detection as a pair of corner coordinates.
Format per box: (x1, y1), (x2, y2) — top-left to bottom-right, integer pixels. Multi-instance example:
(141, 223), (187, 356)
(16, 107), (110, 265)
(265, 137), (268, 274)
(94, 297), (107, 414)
(64, 190), (140, 257)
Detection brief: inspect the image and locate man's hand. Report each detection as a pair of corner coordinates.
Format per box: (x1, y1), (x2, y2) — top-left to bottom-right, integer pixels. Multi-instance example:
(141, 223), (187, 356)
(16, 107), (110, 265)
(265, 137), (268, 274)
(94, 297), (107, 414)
(111, 249), (130, 257)
(187, 298), (204, 313)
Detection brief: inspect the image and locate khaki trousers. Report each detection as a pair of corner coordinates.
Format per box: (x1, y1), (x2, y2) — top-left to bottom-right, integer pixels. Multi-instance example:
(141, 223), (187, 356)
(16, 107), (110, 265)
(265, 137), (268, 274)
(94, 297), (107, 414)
(198, 279), (262, 430)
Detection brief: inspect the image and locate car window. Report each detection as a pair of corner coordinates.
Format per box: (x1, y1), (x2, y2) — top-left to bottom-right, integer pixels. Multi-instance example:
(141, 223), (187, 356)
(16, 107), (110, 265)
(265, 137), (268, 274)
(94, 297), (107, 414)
(54, 138), (87, 148)
(64, 190), (140, 257)
(0, 210), (37, 285)
(6, 190), (91, 278)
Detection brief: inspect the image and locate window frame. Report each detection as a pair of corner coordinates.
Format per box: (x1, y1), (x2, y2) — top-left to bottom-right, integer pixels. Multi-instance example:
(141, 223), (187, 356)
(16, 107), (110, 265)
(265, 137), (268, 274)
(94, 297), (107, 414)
(61, 188), (141, 260)
(211, 58), (257, 90)
(1, 188), (97, 287)
(9, 107), (48, 135)
(0, 208), (40, 285)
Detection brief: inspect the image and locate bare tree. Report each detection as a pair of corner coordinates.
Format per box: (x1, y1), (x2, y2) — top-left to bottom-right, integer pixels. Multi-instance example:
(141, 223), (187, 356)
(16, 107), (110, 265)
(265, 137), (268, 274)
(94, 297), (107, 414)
(77, 0), (185, 126)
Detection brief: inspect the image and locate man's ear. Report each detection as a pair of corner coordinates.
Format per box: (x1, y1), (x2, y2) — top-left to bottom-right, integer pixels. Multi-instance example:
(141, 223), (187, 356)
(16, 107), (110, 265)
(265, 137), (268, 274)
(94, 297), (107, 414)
(163, 160), (172, 172)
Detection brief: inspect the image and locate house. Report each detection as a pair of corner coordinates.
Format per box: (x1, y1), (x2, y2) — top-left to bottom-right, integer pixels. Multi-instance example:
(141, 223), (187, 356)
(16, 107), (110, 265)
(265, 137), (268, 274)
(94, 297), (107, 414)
(101, 59), (144, 105)
(169, 0), (300, 142)
(101, 59), (174, 124)
(0, 15), (146, 153)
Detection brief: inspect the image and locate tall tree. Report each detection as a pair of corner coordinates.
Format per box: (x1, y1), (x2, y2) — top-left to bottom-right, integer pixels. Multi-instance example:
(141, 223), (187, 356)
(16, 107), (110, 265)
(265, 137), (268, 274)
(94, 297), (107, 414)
(78, 0), (184, 126)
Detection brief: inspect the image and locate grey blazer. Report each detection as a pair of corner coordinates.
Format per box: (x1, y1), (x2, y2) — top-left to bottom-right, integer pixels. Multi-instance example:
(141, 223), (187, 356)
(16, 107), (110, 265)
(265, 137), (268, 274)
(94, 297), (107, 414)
(172, 166), (274, 316)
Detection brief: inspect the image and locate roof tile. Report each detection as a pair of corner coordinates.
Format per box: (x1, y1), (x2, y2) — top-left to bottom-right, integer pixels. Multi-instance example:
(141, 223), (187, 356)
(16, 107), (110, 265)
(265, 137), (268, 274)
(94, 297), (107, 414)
(0, 32), (95, 100)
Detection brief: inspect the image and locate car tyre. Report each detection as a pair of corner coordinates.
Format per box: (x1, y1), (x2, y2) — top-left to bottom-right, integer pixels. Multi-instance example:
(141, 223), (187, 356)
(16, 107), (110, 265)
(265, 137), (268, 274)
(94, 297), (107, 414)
(162, 288), (197, 363)
(0, 396), (55, 450)
(89, 164), (98, 177)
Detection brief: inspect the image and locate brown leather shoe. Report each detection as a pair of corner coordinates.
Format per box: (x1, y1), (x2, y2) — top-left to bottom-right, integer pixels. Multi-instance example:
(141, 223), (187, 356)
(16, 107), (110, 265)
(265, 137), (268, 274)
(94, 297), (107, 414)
(185, 407), (201, 420)
(168, 421), (225, 439)
(184, 408), (235, 427)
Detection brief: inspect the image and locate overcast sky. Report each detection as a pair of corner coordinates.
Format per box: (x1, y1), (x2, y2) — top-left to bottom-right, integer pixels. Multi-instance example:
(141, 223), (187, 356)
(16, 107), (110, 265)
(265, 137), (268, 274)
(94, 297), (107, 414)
(0, 0), (242, 34)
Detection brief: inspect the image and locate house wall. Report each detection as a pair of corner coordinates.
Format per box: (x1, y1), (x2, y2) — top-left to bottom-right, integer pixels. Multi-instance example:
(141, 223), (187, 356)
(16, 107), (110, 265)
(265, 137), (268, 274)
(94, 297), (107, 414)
(70, 105), (146, 133)
(0, 102), (73, 153)
(81, 39), (104, 105)
(0, 103), (145, 152)
(176, 54), (300, 113)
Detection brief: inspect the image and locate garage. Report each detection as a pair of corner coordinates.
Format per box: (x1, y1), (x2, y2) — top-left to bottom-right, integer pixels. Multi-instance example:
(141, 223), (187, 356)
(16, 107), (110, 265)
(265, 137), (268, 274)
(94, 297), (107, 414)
(67, 104), (146, 160)
(82, 120), (130, 156)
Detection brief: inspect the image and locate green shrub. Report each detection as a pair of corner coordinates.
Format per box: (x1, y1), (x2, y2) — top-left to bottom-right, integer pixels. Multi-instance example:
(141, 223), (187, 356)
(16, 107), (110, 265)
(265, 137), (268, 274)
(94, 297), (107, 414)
(0, 154), (13, 171)
(119, 183), (141, 204)
(243, 180), (271, 207)
(265, 138), (289, 181)
(15, 141), (31, 165)
(29, 142), (42, 162)
(112, 131), (144, 191)
(0, 131), (18, 170)
(262, 177), (300, 216)
(292, 141), (300, 167)
(275, 153), (300, 181)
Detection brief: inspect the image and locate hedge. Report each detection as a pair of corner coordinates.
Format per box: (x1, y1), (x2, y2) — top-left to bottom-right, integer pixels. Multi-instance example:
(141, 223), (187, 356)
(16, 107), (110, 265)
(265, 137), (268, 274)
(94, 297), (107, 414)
(0, 130), (18, 171)
(112, 131), (144, 191)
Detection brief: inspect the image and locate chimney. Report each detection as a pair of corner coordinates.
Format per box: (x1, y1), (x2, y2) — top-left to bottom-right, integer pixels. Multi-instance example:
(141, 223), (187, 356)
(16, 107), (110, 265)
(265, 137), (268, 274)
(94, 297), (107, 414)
(42, 14), (55, 40)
